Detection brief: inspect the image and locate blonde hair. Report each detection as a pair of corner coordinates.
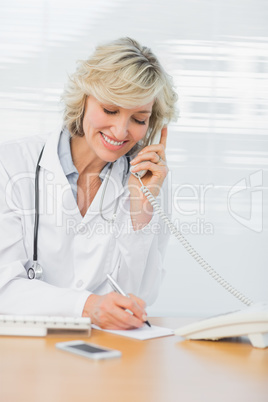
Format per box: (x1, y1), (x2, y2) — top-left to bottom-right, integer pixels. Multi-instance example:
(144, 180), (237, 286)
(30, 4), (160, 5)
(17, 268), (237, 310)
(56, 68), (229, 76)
(62, 37), (178, 149)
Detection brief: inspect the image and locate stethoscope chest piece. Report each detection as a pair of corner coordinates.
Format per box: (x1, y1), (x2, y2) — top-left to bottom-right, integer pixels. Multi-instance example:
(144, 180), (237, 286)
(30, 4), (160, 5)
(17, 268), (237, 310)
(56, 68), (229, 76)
(27, 262), (43, 280)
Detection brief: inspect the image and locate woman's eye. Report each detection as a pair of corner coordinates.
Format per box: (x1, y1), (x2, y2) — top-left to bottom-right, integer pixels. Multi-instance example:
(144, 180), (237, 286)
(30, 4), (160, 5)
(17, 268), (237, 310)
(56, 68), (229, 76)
(103, 108), (146, 125)
(103, 108), (117, 115)
(134, 118), (146, 125)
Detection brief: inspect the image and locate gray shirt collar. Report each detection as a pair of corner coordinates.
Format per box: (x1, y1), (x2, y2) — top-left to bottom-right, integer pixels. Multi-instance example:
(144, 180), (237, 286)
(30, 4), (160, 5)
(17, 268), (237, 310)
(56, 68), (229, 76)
(58, 127), (111, 180)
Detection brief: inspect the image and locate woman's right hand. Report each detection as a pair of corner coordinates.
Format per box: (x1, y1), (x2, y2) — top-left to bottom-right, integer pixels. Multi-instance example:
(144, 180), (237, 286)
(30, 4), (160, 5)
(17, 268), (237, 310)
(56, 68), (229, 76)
(82, 292), (148, 330)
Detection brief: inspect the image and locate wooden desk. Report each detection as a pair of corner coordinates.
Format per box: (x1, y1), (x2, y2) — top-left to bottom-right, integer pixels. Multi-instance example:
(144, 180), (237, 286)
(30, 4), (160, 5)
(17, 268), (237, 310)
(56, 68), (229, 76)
(0, 317), (267, 402)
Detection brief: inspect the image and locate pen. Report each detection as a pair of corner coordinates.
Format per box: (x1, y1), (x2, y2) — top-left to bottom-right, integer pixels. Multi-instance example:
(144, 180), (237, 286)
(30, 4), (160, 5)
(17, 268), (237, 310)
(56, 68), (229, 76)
(106, 274), (151, 328)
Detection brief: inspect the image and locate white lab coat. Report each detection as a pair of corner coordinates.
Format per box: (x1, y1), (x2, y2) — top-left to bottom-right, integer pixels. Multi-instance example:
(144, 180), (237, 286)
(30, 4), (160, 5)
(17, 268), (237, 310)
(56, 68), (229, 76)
(0, 127), (169, 316)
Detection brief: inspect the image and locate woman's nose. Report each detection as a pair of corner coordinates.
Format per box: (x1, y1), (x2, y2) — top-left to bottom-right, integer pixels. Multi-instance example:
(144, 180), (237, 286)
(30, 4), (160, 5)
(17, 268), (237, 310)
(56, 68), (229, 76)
(111, 118), (130, 140)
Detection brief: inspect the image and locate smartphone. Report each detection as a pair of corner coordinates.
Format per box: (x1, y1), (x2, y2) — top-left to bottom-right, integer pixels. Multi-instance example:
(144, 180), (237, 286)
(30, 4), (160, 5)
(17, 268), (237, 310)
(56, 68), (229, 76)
(56, 340), (122, 360)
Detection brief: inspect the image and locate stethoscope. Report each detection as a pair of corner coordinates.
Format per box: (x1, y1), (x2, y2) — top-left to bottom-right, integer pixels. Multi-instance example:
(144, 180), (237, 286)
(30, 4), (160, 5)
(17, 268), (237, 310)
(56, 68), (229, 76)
(27, 147), (130, 280)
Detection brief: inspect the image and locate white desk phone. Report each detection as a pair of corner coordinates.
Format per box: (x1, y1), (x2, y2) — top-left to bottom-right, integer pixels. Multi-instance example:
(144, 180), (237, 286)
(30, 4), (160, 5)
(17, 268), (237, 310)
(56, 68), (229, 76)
(130, 129), (268, 349)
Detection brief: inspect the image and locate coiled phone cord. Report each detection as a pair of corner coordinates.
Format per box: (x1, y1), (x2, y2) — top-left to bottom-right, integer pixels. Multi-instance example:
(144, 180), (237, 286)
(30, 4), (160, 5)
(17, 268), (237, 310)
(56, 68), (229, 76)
(138, 178), (253, 307)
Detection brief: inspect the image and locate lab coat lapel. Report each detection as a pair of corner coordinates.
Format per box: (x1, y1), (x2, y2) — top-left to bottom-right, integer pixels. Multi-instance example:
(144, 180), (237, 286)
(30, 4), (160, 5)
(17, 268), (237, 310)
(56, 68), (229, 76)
(38, 127), (81, 219)
(82, 158), (127, 224)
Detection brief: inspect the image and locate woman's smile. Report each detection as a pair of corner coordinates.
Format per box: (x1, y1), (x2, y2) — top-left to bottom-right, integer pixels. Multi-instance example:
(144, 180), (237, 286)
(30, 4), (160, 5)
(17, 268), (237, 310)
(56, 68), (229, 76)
(100, 131), (128, 149)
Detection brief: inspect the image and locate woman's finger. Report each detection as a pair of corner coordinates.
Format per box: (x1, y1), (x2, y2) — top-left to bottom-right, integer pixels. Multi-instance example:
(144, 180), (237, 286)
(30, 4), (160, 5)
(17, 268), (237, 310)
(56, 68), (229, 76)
(128, 293), (146, 309)
(137, 143), (165, 157)
(113, 293), (146, 320)
(159, 126), (168, 148)
(130, 160), (168, 177)
(104, 305), (145, 330)
(131, 151), (166, 166)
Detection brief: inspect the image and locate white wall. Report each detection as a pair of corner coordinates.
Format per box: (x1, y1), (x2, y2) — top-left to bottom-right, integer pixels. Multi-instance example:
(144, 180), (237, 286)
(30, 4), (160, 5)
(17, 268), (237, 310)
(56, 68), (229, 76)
(1, 0), (267, 316)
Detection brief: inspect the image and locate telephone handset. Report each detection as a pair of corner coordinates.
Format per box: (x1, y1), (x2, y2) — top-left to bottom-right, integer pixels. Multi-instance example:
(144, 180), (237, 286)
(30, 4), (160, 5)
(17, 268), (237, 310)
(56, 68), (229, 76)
(130, 131), (268, 348)
(130, 129), (162, 178)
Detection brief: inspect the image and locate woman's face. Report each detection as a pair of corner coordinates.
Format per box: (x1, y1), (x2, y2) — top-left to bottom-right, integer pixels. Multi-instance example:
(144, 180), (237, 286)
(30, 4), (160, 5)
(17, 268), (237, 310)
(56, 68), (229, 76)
(82, 96), (154, 163)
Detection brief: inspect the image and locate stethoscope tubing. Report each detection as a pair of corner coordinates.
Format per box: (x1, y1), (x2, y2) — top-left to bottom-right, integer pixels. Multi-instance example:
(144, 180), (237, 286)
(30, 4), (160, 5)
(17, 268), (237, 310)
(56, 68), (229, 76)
(33, 146), (44, 262)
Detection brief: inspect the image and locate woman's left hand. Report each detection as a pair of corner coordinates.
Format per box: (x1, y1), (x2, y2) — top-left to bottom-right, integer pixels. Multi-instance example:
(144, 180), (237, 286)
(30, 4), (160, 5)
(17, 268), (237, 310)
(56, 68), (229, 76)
(128, 127), (168, 230)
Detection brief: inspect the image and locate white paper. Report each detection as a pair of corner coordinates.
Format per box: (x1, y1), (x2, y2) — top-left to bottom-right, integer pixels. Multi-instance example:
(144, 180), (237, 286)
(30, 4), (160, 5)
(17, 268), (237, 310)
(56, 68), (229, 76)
(92, 324), (174, 340)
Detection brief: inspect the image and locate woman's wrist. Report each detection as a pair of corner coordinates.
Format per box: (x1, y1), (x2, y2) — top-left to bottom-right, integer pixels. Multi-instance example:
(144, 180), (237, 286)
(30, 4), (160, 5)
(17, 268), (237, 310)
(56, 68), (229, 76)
(129, 186), (154, 230)
(82, 294), (100, 318)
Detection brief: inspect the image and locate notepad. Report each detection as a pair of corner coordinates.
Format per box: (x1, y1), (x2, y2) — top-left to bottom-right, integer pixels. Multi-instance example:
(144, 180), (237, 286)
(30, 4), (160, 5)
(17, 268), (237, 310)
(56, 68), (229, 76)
(92, 324), (174, 340)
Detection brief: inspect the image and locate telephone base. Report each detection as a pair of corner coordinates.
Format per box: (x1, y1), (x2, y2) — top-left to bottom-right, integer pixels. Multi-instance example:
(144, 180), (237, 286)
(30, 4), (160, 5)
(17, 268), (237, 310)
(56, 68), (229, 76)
(175, 302), (268, 349)
(248, 332), (268, 348)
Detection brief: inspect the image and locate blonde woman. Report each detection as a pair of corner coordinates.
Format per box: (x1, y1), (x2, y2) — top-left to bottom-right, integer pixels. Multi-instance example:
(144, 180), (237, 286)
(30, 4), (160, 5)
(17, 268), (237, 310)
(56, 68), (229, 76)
(0, 37), (177, 329)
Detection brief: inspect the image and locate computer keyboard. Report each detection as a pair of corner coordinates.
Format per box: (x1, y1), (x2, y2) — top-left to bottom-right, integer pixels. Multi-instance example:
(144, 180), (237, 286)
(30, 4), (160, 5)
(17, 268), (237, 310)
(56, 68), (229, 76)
(0, 315), (91, 337)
